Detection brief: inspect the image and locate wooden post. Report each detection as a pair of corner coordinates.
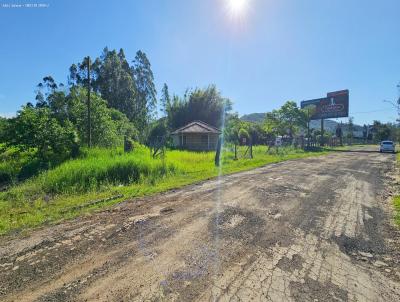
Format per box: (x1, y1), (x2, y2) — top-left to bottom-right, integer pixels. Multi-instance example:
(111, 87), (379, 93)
(215, 137), (222, 166)
(234, 143), (237, 160)
(320, 118), (324, 146)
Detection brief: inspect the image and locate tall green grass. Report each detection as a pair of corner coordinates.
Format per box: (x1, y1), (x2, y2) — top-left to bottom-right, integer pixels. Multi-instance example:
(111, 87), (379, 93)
(40, 147), (177, 194)
(0, 145), (328, 235)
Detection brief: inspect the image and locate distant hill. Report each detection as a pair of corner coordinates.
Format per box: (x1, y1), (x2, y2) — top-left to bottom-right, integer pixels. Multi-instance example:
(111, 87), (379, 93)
(241, 113), (266, 123)
(240, 113), (363, 135)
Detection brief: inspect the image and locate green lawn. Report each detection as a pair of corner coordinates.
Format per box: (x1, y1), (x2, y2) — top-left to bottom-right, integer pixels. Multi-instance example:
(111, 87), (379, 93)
(0, 145), (328, 235)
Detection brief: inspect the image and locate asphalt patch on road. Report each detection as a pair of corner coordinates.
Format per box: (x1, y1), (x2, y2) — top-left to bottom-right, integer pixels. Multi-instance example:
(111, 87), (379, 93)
(208, 207), (265, 245)
(256, 185), (311, 205)
(290, 277), (348, 302)
(208, 207), (294, 249)
(277, 254), (303, 273)
(332, 206), (387, 256)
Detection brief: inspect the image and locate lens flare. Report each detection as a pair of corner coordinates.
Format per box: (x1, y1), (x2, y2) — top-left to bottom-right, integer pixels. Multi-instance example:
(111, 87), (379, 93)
(226, 0), (249, 17)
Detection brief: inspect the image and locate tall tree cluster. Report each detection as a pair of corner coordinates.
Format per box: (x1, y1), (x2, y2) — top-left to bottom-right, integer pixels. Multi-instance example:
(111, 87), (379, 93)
(263, 101), (306, 139)
(166, 85), (232, 130)
(0, 46), (236, 172)
(68, 48), (157, 131)
(0, 47), (159, 166)
(372, 120), (400, 142)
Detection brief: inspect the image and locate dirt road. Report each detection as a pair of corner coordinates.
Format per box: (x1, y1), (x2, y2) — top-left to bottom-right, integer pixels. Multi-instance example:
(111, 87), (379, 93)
(1, 147), (400, 301)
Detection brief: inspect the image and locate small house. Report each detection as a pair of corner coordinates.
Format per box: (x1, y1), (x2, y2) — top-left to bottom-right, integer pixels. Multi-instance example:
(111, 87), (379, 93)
(171, 121), (221, 151)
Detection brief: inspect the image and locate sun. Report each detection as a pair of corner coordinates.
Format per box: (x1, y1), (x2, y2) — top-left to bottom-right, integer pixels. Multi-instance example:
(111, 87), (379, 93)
(226, 0), (249, 17)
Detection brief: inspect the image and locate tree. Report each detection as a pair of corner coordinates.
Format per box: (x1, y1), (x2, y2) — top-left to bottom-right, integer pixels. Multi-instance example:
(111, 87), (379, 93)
(347, 117), (354, 141)
(224, 113), (242, 146)
(69, 48), (137, 123)
(247, 122), (269, 145)
(278, 101), (304, 138)
(67, 87), (137, 147)
(35, 76), (61, 108)
(132, 50), (157, 129)
(68, 48), (159, 137)
(4, 106), (78, 163)
(372, 120), (393, 142)
(263, 101), (304, 141)
(0, 117), (7, 143)
(167, 85), (232, 130)
(147, 119), (168, 144)
(238, 128), (250, 145)
(301, 104), (317, 146)
(263, 111), (281, 142)
(97, 49), (137, 121)
(160, 83), (171, 117)
(109, 108), (139, 141)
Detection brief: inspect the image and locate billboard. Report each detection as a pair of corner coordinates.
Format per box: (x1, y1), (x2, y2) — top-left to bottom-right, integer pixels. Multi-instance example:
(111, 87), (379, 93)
(301, 90), (349, 120)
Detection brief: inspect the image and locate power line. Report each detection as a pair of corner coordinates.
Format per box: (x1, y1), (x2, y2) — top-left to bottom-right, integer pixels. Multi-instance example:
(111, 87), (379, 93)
(349, 108), (393, 114)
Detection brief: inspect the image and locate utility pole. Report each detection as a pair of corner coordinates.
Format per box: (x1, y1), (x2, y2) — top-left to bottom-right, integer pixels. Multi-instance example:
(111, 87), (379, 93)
(87, 56), (92, 148)
(397, 82), (400, 122)
(307, 107), (310, 148)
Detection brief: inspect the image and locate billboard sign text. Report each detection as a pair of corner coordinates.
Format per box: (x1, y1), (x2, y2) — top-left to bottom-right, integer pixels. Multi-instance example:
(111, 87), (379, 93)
(301, 90), (349, 120)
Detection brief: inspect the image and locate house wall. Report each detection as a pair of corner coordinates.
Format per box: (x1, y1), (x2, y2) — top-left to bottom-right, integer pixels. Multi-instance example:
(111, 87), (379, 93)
(172, 133), (219, 151)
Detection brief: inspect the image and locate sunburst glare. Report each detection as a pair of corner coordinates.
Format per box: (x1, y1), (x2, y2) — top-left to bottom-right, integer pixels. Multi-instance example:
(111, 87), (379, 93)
(225, 0), (250, 18)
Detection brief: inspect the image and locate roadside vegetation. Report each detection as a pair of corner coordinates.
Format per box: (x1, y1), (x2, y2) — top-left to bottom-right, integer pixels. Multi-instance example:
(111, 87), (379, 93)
(0, 145), (327, 235)
(394, 198), (400, 226)
(1, 46), (397, 235)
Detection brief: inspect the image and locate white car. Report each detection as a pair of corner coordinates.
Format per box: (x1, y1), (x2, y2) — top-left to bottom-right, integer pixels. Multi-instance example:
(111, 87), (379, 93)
(379, 141), (396, 153)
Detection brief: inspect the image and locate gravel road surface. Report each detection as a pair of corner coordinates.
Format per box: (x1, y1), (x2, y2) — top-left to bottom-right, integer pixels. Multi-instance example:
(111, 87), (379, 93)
(1, 146), (399, 301)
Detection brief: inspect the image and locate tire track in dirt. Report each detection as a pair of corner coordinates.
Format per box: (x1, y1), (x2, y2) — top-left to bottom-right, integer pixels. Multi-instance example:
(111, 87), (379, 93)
(0, 147), (399, 301)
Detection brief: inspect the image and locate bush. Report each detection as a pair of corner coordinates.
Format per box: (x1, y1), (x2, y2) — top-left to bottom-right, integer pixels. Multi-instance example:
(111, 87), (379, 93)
(4, 106), (78, 164)
(0, 145), (38, 185)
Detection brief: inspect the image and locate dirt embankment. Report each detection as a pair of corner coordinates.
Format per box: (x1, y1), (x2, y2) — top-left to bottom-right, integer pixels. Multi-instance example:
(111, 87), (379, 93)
(1, 147), (399, 301)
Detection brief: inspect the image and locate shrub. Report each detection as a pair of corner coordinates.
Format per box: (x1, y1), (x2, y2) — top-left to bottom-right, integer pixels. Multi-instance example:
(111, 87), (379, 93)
(0, 145), (38, 185)
(4, 106), (78, 163)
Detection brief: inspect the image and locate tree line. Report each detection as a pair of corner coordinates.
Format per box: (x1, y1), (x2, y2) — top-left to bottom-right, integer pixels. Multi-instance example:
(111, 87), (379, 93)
(0, 46), (398, 178)
(0, 47), (232, 171)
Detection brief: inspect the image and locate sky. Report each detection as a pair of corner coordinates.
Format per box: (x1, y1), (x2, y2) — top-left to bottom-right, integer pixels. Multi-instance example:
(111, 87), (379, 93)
(0, 0), (399, 125)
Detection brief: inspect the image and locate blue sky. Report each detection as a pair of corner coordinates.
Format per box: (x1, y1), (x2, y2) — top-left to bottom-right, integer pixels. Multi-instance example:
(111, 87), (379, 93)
(0, 0), (399, 125)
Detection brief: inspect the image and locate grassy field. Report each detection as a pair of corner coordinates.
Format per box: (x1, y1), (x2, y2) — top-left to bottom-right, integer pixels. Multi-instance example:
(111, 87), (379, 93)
(0, 144), (328, 235)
